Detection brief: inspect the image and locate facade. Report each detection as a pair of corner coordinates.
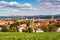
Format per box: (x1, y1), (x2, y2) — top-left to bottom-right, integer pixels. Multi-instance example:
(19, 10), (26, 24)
(18, 24), (26, 32)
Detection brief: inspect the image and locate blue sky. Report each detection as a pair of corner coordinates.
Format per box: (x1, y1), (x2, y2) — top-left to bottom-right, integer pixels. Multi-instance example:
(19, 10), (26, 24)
(0, 0), (60, 16)
(4, 0), (38, 6)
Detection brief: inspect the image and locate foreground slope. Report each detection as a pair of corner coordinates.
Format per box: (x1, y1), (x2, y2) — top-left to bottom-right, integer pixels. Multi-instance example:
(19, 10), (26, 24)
(0, 32), (60, 40)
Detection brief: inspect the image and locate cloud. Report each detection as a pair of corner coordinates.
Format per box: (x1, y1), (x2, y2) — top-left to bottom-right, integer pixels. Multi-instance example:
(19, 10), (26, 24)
(0, 0), (60, 16)
(37, 0), (60, 5)
(36, 0), (60, 15)
(0, 1), (37, 16)
(0, 1), (35, 10)
(0, 8), (22, 16)
(36, 0), (60, 7)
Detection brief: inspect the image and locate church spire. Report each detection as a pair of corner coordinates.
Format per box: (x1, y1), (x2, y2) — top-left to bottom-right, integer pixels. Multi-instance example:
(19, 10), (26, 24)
(51, 16), (55, 21)
(52, 16), (54, 19)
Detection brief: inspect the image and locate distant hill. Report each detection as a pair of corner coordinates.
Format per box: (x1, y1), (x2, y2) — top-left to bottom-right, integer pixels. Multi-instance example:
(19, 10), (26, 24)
(0, 15), (60, 19)
(24, 15), (60, 19)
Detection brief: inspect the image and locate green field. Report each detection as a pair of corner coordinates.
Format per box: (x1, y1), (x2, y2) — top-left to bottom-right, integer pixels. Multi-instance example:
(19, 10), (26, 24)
(0, 32), (60, 40)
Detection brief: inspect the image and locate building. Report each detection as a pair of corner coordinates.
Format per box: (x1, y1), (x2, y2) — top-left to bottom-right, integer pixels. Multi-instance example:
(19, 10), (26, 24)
(18, 24), (26, 32)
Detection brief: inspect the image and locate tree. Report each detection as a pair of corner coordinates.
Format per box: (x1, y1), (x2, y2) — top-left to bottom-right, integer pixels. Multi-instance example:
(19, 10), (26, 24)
(40, 26), (49, 32)
(26, 21), (30, 26)
(48, 23), (57, 32)
(49, 20), (55, 24)
(7, 22), (10, 25)
(27, 27), (33, 33)
(9, 26), (17, 32)
(20, 21), (25, 25)
(49, 20), (52, 24)
(22, 27), (33, 33)
(16, 22), (20, 26)
(1, 25), (8, 32)
(9, 23), (18, 32)
(40, 24), (56, 32)
(22, 27), (28, 32)
(56, 23), (60, 27)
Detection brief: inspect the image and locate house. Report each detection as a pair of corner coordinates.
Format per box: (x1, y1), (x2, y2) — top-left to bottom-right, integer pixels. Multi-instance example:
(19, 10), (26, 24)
(54, 27), (60, 32)
(34, 20), (49, 27)
(40, 20), (49, 27)
(19, 27), (24, 32)
(0, 25), (7, 31)
(36, 29), (44, 33)
(0, 27), (2, 30)
(57, 28), (60, 32)
(18, 24), (26, 32)
(31, 25), (37, 32)
(31, 25), (44, 32)
(55, 19), (60, 23)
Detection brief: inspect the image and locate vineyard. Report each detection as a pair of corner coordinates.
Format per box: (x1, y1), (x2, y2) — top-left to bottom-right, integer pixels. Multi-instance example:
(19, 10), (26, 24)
(0, 32), (60, 40)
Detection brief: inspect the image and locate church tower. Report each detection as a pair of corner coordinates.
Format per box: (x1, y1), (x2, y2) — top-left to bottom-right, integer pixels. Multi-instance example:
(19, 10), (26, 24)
(51, 16), (55, 22)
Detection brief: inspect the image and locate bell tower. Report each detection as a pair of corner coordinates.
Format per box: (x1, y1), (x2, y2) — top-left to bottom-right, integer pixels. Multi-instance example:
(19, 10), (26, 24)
(51, 16), (55, 22)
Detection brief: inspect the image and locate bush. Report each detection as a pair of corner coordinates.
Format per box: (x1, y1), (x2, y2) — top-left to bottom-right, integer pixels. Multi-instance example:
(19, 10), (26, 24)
(22, 27), (33, 33)
(0, 25), (8, 32)
(27, 27), (33, 33)
(9, 23), (18, 32)
(40, 26), (49, 32)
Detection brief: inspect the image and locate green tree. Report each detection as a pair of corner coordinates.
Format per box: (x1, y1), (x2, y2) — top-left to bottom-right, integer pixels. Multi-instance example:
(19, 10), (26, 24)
(0, 25), (8, 32)
(22, 27), (28, 32)
(20, 21), (25, 25)
(16, 22), (20, 26)
(48, 23), (56, 32)
(40, 26), (49, 32)
(56, 23), (60, 27)
(26, 21), (30, 26)
(8, 22), (10, 25)
(22, 27), (33, 33)
(27, 27), (33, 33)
(9, 23), (18, 32)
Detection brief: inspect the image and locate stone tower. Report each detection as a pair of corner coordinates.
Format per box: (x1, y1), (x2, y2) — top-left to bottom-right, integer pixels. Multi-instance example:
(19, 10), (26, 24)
(52, 16), (54, 21)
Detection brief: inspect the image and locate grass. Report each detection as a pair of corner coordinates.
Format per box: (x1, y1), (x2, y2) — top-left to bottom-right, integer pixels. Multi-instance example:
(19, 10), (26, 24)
(0, 32), (60, 40)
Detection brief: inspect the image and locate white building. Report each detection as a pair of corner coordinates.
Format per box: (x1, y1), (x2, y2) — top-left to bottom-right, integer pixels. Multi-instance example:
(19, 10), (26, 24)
(33, 29), (44, 33)
(18, 24), (26, 32)
(57, 28), (60, 32)
(19, 27), (24, 32)
(36, 29), (44, 33)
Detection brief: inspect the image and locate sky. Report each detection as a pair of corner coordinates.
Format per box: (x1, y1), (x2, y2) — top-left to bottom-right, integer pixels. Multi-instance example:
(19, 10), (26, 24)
(0, 0), (60, 16)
